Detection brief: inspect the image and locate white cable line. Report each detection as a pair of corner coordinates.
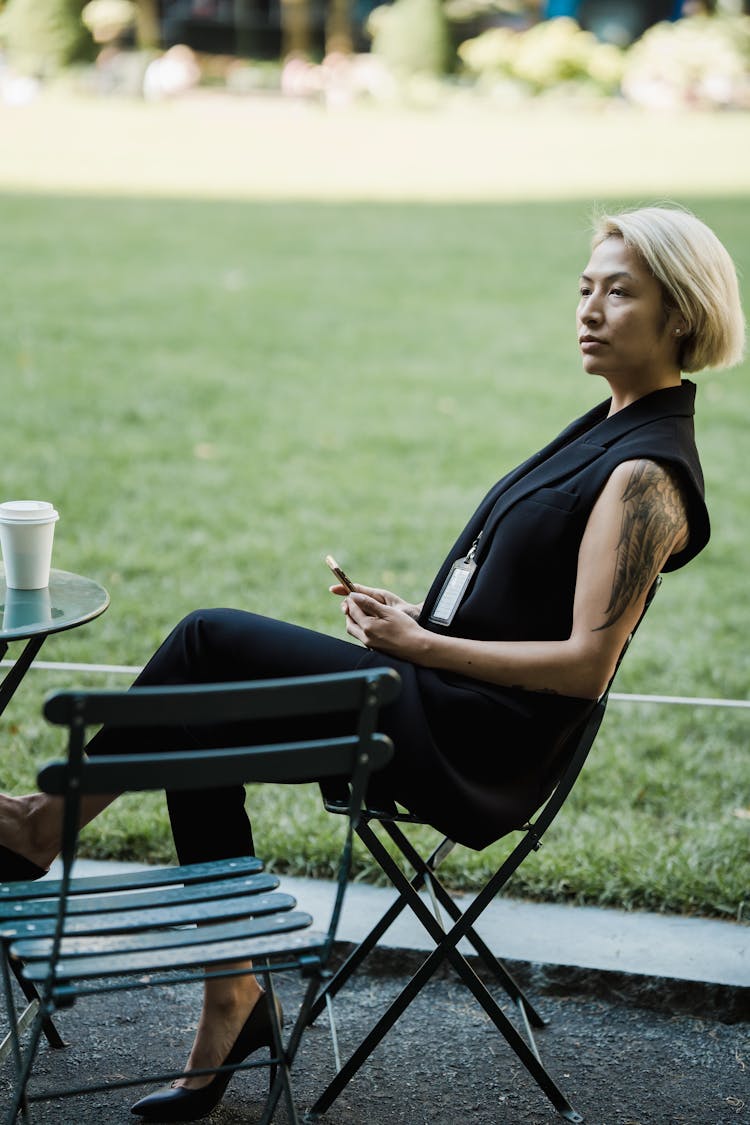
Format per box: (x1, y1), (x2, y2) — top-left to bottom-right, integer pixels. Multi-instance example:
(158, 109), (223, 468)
(608, 692), (750, 709)
(1, 660), (143, 675)
(1, 660), (749, 709)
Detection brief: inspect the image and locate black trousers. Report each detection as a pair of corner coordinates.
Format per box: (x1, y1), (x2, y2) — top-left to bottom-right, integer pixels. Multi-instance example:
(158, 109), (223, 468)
(87, 609), (408, 865)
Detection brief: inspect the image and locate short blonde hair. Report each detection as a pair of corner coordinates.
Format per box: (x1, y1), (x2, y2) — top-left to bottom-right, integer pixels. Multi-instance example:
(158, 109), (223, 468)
(592, 205), (745, 373)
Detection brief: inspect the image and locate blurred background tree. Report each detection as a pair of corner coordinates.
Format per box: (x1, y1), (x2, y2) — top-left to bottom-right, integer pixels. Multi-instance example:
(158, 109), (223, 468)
(134, 0), (160, 47)
(369, 0), (453, 77)
(280, 0), (312, 56)
(0, 0), (748, 103)
(1, 0), (94, 76)
(326, 0), (353, 54)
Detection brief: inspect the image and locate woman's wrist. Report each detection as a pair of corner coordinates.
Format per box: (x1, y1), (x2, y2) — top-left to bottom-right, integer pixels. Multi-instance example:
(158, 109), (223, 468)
(411, 625), (442, 666)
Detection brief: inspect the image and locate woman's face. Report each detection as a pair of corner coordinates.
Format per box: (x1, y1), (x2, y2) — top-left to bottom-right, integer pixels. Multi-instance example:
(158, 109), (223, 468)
(577, 237), (684, 388)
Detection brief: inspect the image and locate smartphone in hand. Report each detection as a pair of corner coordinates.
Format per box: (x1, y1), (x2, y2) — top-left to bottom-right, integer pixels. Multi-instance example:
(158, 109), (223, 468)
(325, 554), (356, 593)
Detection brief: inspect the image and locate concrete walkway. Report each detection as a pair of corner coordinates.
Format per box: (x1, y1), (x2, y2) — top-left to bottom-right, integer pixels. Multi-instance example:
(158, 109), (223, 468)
(47, 858), (749, 1018)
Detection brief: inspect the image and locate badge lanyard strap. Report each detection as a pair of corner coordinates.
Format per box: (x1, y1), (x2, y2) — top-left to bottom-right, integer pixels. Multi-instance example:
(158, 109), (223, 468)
(428, 531), (483, 627)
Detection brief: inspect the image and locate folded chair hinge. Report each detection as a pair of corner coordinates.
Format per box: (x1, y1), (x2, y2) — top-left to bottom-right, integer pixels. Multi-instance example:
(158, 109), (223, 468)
(299, 954), (323, 979)
(51, 983), (77, 1010)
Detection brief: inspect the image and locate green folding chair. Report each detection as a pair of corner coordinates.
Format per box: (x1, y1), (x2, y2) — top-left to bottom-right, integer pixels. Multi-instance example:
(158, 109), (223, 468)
(0, 667), (400, 1124)
(308, 581), (661, 1124)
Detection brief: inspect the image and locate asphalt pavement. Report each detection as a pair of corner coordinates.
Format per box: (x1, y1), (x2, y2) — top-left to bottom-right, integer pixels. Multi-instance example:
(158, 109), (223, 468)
(1, 861), (748, 1125)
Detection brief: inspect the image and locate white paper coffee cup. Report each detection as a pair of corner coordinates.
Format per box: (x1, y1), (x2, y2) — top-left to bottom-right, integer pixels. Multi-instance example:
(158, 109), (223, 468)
(0, 501), (59, 590)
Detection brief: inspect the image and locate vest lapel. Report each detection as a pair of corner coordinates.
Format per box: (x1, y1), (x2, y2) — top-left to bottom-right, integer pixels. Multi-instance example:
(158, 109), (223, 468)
(474, 381), (697, 563)
(421, 381), (698, 616)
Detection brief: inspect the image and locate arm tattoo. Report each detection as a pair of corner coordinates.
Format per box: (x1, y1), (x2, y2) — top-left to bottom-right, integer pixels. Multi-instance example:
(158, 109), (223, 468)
(595, 460), (687, 631)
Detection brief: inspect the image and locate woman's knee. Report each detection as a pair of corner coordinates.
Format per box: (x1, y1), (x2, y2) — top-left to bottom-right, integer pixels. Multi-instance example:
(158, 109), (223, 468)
(177, 608), (225, 647)
(137, 608), (245, 686)
(172, 608), (246, 679)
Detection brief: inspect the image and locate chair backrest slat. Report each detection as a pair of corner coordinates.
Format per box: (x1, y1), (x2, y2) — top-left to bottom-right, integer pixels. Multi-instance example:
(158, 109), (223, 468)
(43, 668), (401, 729)
(40, 666), (399, 812)
(38, 733), (394, 796)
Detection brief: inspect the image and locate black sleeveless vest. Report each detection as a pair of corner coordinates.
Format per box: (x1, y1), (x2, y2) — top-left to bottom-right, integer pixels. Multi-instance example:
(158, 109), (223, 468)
(407, 381), (709, 845)
(362, 381), (709, 850)
(419, 380), (708, 644)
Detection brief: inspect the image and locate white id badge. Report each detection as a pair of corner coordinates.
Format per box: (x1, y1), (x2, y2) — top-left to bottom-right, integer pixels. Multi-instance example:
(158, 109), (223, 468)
(429, 558), (477, 626)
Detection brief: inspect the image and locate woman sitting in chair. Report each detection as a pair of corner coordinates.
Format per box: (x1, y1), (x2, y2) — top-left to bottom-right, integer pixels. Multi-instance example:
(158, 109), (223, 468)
(0, 205), (744, 1122)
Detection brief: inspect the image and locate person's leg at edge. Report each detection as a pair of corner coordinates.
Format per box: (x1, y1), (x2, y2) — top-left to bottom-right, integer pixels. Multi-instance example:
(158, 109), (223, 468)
(1, 608), (366, 867)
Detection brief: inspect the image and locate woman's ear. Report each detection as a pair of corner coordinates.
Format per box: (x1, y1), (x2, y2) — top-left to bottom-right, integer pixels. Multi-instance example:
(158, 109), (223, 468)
(670, 315), (688, 340)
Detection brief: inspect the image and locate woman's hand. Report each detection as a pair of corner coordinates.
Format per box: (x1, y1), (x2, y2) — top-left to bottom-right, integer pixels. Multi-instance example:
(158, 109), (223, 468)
(329, 581), (423, 620)
(340, 592), (427, 658)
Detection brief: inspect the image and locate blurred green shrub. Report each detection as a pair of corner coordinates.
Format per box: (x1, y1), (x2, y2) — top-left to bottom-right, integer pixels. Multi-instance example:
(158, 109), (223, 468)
(1, 0), (94, 76)
(458, 15), (624, 95)
(368, 0), (454, 79)
(457, 13), (750, 107)
(621, 14), (750, 110)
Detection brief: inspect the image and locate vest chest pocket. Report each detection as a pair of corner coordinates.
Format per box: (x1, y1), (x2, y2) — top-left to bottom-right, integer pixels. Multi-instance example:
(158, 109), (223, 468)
(528, 487), (579, 512)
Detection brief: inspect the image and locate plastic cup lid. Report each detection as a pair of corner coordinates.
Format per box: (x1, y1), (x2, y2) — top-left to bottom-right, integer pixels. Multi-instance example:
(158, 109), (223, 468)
(0, 501), (59, 522)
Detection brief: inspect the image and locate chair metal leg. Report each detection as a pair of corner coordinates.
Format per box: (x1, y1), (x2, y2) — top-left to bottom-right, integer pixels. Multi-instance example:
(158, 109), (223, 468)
(2, 996), (47, 1125)
(258, 970), (324, 1125)
(309, 821), (583, 1124)
(307, 870), (424, 1025)
(258, 972), (300, 1125)
(7, 956), (66, 1051)
(309, 940), (439, 1117)
(370, 825), (580, 1117)
(309, 933), (581, 1122)
(381, 821), (547, 1027)
(0, 1000), (37, 1070)
(309, 821), (543, 1030)
(442, 934), (582, 1122)
(1, 949), (39, 1122)
(307, 823), (458, 1024)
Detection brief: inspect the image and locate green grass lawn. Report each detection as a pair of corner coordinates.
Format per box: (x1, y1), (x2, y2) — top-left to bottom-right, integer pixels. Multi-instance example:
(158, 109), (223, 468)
(0, 184), (748, 918)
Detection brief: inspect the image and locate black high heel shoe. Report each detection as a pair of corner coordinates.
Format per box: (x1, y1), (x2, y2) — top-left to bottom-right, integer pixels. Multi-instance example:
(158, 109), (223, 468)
(0, 844), (48, 882)
(131, 991), (283, 1123)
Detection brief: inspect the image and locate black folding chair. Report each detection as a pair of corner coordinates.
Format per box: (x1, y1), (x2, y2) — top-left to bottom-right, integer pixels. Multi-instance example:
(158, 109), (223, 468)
(307, 581), (661, 1124)
(0, 666), (400, 1124)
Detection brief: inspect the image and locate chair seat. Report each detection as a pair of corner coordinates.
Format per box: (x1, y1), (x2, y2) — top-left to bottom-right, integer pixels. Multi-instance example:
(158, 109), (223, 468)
(0, 873), (281, 927)
(1, 890), (298, 941)
(0, 856), (264, 903)
(8, 855), (319, 985)
(18, 922), (325, 983)
(0, 870), (278, 923)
